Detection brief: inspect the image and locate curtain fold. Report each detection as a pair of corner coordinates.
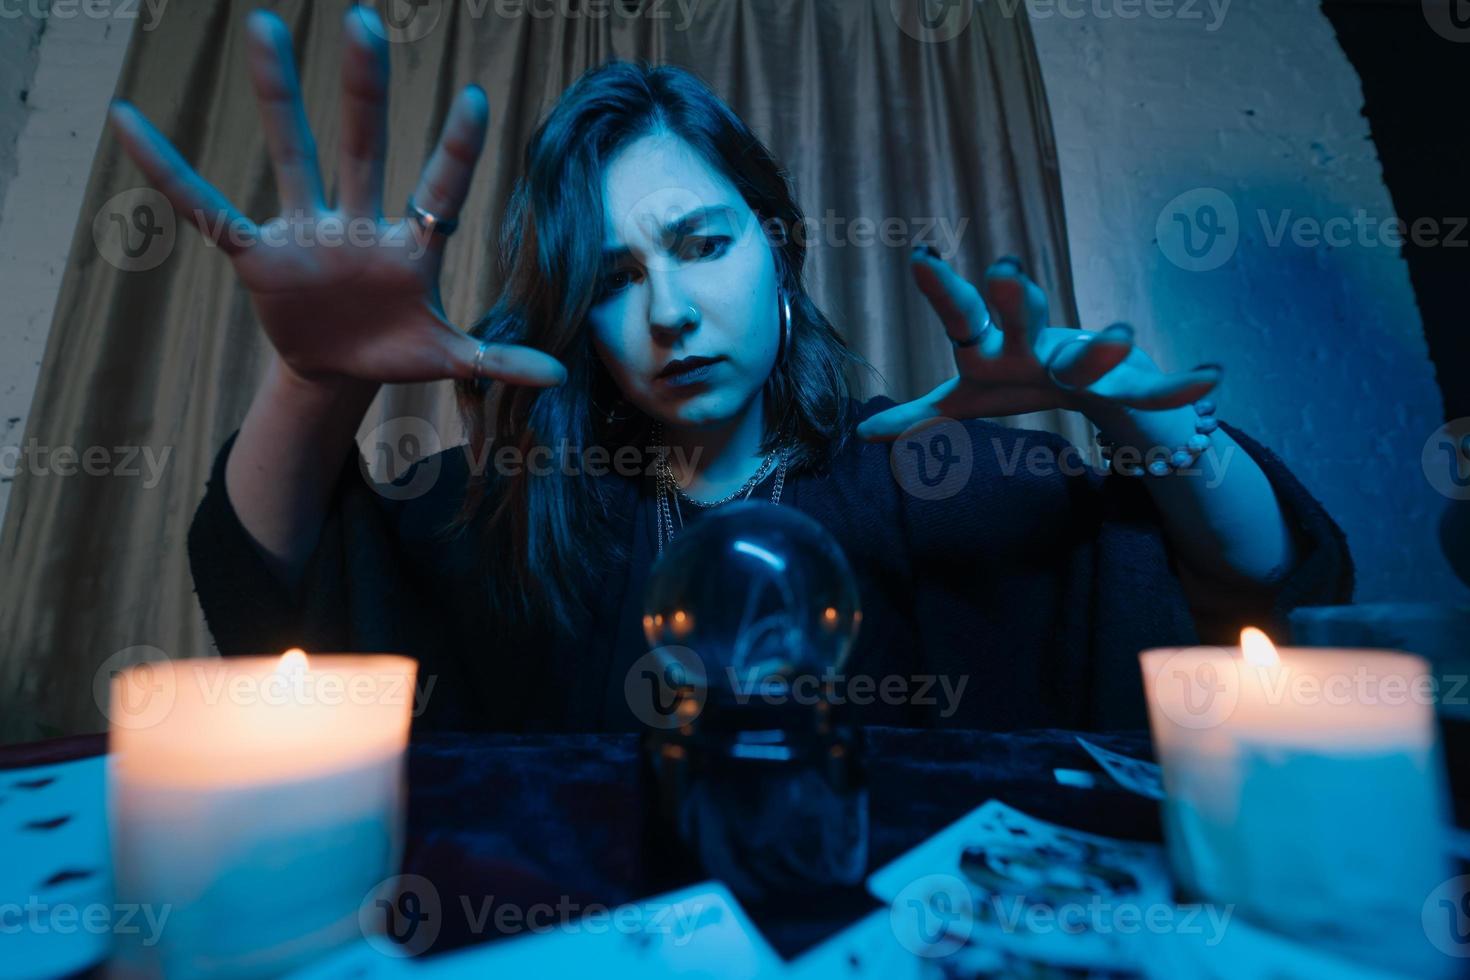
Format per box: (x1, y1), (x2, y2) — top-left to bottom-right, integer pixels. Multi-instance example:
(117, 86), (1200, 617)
(0, 0), (1084, 740)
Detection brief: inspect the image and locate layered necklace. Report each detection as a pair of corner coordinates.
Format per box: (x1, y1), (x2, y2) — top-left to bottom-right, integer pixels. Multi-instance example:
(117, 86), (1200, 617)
(650, 420), (790, 557)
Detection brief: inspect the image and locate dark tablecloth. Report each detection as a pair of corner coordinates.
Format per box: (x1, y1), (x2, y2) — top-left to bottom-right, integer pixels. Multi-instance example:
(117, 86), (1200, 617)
(1, 727), (1167, 963)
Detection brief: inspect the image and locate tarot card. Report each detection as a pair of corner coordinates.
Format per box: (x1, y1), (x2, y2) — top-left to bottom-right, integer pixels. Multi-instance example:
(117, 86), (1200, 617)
(415, 881), (783, 979)
(1076, 738), (1165, 801)
(785, 908), (925, 979)
(0, 755), (111, 980)
(868, 800), (1171, 972)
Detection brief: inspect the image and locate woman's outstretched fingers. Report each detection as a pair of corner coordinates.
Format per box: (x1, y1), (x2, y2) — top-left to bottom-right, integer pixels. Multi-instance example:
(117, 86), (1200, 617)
(108, 101), (255, 255)
(245, 9), (326, 215)
(1047, 323), (1134, 391)
(338, 6), (391, 217)
(1112, 365), (1223, 411)
(909, 249), (992, 360)
(408, 85), (491, 247)
(447, 332), (567, 388)
(982, 258), (1047, 359)
(855, 383), (952, 441)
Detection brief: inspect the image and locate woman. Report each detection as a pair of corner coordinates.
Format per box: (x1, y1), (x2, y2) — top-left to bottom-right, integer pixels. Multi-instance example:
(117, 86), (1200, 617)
(109, 7), (1351, 732)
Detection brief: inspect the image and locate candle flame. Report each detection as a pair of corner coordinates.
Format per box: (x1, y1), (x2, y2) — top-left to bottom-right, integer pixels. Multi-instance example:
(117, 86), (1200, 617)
(1240, 627), (1279, 667)
(277, 648), (308, 675)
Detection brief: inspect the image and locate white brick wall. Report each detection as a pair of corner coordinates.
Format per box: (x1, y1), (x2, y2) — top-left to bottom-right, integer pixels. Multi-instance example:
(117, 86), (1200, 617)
(1029, 0), (1461, 601)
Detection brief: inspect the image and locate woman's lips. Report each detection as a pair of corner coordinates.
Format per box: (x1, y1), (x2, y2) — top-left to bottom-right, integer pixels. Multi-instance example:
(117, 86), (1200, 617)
(656, 356), (724, 388)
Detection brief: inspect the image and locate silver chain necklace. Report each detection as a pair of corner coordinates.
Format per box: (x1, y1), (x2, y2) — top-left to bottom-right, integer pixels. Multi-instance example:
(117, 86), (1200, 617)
(651, 421), (790, 557)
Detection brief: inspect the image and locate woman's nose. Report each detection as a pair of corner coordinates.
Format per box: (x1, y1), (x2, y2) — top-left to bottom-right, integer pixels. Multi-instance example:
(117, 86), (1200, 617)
(647, 271), (700, 339)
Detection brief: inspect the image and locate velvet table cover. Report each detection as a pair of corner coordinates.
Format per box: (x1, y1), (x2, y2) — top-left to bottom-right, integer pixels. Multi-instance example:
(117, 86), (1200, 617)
(2, 726), (1179, 967)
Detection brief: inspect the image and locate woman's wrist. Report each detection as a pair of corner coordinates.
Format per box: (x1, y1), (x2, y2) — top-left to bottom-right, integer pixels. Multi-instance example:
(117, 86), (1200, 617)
(268, 356), (381, 417)
(1083, 401), (1192, 450)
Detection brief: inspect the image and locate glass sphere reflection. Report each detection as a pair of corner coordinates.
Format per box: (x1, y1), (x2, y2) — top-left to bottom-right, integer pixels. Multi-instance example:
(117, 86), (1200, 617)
(642, 500), (862, 694)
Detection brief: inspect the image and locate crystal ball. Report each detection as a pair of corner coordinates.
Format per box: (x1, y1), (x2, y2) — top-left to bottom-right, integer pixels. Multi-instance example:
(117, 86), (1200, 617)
(642, 500), (862, 694)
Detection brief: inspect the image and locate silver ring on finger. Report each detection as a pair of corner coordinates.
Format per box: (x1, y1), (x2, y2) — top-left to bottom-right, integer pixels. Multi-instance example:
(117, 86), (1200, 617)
(1044, 335), (1094, 392)
(472, 340), (491, 379)
(407, 196), (459, 238)
(950, 311), (994, 349)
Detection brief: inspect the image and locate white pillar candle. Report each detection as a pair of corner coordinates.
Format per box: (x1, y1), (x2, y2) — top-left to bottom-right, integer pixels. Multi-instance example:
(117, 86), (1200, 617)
(107, 652), (417, 979)
(1141, 630), (1454, 977)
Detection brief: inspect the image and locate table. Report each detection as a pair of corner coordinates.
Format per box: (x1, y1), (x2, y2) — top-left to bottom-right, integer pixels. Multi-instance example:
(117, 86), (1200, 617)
(2, 726), (1168, 969)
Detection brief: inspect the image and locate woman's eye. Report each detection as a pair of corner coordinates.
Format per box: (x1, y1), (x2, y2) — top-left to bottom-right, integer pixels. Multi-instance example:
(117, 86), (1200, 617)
(682, 235), (732, 260)
(598, 268), (636, 299)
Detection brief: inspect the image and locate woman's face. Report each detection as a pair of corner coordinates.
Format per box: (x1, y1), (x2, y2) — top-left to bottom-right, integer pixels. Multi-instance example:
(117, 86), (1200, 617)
(587, 131), (781, 431)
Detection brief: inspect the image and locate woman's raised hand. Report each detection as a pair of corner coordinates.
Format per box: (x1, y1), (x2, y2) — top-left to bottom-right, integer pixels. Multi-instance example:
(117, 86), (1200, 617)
(107, 6), (565, 389)
(857, 250), (1221, 440)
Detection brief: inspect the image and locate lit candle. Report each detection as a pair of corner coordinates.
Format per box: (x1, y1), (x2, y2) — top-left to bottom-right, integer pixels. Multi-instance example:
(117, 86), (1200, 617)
(107, 651), (417, 978)
(1140, 630), (1454, 976)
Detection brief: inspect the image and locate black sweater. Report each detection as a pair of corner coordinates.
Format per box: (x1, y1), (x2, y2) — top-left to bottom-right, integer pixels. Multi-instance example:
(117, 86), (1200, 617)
(186, 396), (1354, 733)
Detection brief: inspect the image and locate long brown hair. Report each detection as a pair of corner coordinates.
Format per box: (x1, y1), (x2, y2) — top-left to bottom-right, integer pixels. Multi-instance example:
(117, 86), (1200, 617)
(453, 60), (871, 638)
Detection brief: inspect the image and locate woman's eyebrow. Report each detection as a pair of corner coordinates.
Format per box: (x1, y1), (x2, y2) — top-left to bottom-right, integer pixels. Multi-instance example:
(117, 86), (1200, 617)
(601, 204), (738, 264)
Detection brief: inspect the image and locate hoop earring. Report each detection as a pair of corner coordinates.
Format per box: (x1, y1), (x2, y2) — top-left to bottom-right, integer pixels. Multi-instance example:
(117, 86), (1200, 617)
(776, 291), (792, 366)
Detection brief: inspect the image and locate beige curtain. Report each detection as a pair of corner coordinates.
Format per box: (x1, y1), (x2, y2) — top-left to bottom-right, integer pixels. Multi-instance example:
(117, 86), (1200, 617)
(0, 0), (1085, 741)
